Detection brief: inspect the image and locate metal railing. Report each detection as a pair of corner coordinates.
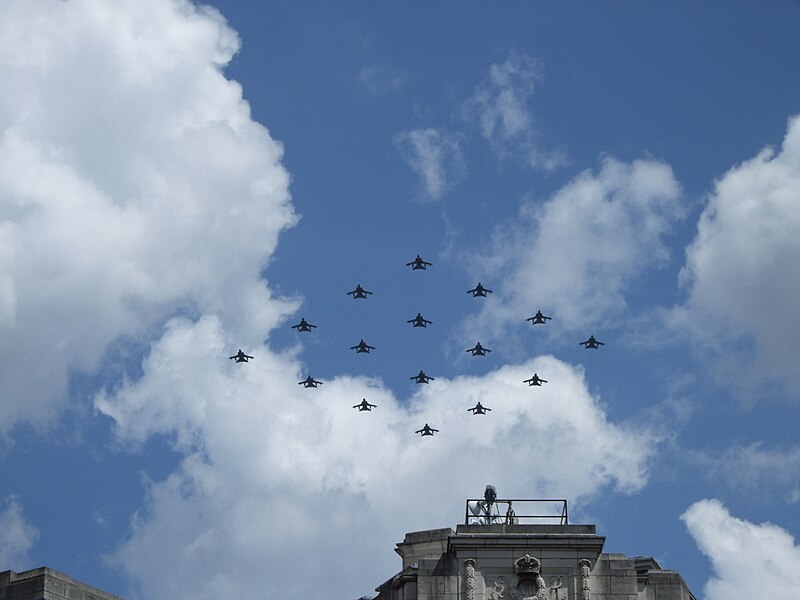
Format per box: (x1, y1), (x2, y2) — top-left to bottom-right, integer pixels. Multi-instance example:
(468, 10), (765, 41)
(464, 498), (568, 525)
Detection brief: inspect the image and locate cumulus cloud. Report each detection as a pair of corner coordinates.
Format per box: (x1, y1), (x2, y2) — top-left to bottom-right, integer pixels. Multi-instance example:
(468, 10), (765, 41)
(679, 115), (800, 398)
(394, 128), (465, 201)
(0, 3), (663, 598)
(462, 156), (683, 343)
(682, 499), (800, 599)
(0, 0), (297, 431)
(97, 315), (656, 599)
(463, 52), (563, 170)
(0, 497), (39, 570)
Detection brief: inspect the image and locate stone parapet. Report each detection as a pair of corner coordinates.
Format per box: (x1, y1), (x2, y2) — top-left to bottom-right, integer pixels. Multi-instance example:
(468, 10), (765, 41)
(0, 567), (121, 600)
(373, 523), (694, 600)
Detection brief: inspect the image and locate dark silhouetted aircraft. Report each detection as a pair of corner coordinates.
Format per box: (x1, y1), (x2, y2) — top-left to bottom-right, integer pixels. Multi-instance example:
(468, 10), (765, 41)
(347, 284), (373, 299)
(291, 318), (317, 332)
(415, 423), (439, 436)
(579, 335), (604, 349)
(407, 313), (433, 328)
(467, 402), (492, 415)
(410, 370), (435, 384)
(350, 339), (376, 353)
(353, 398), (377, 412)
(466, 342), (491, 356)
(406, 255), (432, 270)
(298, 376), (323, 388)
(526, 310), (552, 325)
(229, 349), (253, 363)
(523, 373), (548, 386)
(466, 283), (493, 297)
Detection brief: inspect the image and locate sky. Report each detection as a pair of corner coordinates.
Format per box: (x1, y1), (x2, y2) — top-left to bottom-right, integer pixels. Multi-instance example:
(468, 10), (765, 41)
(1, 1), (799, 598)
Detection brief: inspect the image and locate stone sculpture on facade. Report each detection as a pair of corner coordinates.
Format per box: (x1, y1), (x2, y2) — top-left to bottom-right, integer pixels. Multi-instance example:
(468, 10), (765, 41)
(465, 558), (477, 600)
(490, 576), (506, 600)
(579, 559), (591, 600)
(509, 554), (547, 600)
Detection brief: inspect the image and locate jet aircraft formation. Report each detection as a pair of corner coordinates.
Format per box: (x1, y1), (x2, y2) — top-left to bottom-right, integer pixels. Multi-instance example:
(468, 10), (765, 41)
(230, 253), (605, 437)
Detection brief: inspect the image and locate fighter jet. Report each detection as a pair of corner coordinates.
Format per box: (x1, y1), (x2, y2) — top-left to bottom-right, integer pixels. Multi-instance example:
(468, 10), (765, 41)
(466, 342), (491, 356)
(526, 310), (552, 325)
(298, 376), (323, 388)
(466, 283), (493, 297)
(229, 349), (254, 363)
(410, 370), (435, 384)
(523, 373), (548, 386)
(347, 284), (373, 299)
(350, 339), (376, 353)
(353, 398), (377, 412)
(291, 318), (317, 332)
(415, 423), (439, 436)
(406, 313), (433, 328)
(467, 402), (492, 415)
(406, 255), (433, 270)
(579, 335), (605, 349)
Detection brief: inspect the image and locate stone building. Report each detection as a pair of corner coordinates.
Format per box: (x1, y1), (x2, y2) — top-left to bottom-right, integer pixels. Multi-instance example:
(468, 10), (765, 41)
(1, 493), (695, 600)
(372, 493), (695, 600)
(0, 567), (121, 600)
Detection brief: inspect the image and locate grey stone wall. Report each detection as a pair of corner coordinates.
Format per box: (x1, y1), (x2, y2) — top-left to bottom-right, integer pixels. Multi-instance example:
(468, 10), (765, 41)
(0, 567), (121, 600)
(373, 525), (695, 600)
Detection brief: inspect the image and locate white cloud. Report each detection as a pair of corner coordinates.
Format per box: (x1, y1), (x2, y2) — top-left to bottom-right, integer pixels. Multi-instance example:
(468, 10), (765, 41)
(679, 115), (800, 398)
(463, 51), (563, 169)
(462, 156), (683, 342)
(98, 315), (657, 599)
(0, 3), (663, 598)
(0, 497), (39, 570)
(394, 128), (465, 201)
(682, 499), (800, 599)
(0, 0), (297, 431)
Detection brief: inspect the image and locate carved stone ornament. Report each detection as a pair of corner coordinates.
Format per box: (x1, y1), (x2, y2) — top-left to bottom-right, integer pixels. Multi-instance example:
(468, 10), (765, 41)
(579, 559), (592, 600)
(465, 559), (477, 600)
(509, 554), (546, 600)
(547, 576), (568, 600)
(489, 576), (506, 600)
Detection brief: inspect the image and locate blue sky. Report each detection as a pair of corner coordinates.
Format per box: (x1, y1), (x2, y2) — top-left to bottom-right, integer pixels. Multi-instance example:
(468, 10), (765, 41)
(1, 1), (800, 598)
